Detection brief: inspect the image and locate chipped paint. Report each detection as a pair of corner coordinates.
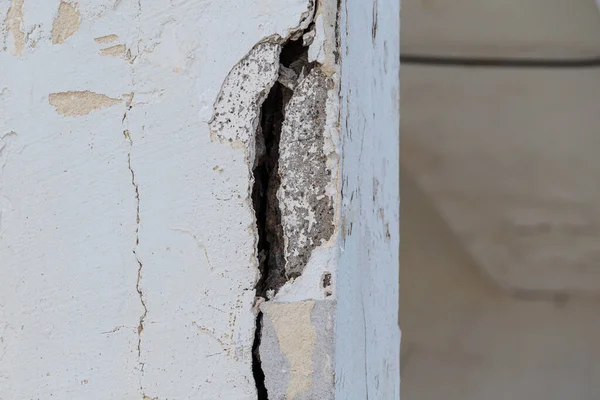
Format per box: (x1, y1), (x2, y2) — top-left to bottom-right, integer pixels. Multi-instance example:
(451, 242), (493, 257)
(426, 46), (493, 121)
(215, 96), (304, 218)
(51, 2), (80, 44)
(4, 0), (25, 55)
(261, 301), (316, 399)
(100, 44), (126, 57)
(94, 34), (119, 43)
(48, 91), (122, 116)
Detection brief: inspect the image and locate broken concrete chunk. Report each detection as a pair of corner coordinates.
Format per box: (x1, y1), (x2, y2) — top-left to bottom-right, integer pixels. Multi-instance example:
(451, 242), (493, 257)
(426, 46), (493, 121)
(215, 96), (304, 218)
(278, 65), (299, 90)
(100, 44), (126, 57)
(278, 68), (335, 279)
(303, 29), (316, 47)
(209, 40), (281, 147)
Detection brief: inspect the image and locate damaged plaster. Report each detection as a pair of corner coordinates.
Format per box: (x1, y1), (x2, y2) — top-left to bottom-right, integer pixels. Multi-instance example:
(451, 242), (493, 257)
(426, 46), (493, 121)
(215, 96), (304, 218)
(51, 2), (80, 44)
(209, 0), (340, 298)
(208, 0), (341, 398)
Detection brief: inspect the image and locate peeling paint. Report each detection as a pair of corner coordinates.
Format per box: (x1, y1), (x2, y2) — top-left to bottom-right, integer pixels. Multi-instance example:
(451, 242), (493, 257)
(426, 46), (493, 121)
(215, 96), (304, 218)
(48, 91), (122, 116)
(261, 301), (316, 399)
(100, 44), (126, 57)
(4, 0), (24, 55)
(94, 34), (119, 43)
(51, 2), (80, 44)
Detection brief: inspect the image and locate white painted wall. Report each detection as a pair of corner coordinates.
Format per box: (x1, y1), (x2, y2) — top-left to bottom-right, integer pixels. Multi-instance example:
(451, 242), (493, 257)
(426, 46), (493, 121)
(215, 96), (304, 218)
(335, 0), (400, 399)
(0, 0), (340, 398)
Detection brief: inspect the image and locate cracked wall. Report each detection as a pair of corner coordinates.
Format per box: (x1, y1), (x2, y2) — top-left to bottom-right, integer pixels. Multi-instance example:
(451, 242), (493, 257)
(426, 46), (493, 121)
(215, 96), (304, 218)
(208, 1), (341, 398)
(0, 0), (341, 399)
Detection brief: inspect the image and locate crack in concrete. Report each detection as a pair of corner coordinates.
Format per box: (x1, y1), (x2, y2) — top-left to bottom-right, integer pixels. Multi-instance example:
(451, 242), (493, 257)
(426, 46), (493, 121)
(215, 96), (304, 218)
(124, 131), (145, 350)
(121, 5), (147, 395)
(249, 4), (324, 398)
(125, 128), (148, 395)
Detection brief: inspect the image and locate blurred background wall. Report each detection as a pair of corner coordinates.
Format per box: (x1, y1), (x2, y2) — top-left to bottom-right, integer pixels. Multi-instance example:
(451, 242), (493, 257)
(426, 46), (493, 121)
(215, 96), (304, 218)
(401, 1), (600, 398)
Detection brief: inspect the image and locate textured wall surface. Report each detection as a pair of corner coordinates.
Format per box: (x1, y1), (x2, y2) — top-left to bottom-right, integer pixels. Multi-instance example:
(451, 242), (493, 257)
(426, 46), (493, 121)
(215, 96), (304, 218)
(335, 0), (400, 398)
(0, 0), (336, 398)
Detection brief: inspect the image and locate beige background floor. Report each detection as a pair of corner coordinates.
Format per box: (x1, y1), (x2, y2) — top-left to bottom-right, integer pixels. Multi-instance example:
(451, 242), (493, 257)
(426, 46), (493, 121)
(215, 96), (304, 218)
(399, 168), (600, 399)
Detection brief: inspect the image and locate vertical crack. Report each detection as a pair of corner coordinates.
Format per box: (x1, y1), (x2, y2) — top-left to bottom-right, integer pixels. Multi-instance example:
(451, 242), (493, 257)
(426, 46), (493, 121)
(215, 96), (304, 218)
(251, 80), (288, 400)
(251, 17), (316, 400)
(123, 1), (145, 393)
(124, 129), (147, 388)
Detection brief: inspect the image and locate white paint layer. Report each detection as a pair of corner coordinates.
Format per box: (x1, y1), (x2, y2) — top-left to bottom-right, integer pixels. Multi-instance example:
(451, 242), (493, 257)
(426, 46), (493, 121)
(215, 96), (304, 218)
(0, 0), (314, 398)
(335, 0), (400, 398)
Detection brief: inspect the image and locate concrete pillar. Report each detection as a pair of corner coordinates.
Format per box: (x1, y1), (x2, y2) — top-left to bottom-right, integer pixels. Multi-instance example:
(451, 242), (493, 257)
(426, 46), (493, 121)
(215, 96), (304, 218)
(0, 0), (399, 398)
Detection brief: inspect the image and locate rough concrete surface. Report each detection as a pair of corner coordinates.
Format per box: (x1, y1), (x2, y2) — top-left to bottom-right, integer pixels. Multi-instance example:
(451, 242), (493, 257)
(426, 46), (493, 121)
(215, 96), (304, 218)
(209, 41), (281, 152)
(278, 68), (335, 279)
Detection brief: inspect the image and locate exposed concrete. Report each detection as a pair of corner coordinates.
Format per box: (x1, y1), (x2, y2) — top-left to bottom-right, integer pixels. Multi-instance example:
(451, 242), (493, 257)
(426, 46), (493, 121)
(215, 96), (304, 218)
(271, 0), (342, 303)
(210, 41), (282, 153)
(279, 68), (335, 279)
(260, 300), (335, 400)
(208, 1), (342, 398)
